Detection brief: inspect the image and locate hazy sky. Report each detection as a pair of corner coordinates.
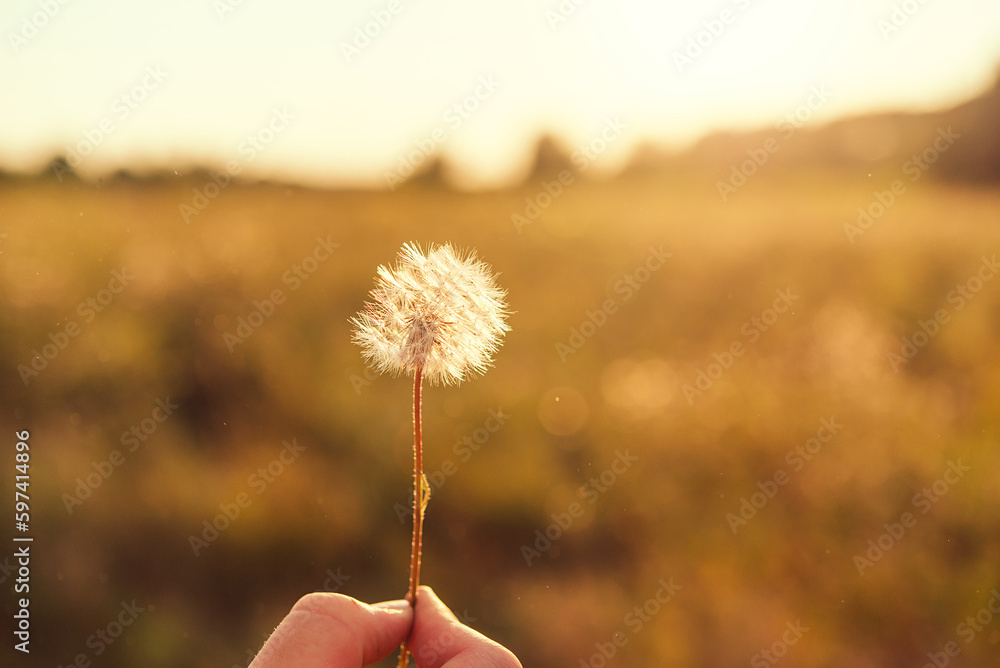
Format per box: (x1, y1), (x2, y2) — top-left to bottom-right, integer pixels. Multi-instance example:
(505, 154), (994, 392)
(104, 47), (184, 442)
(2, 0), (999, 188)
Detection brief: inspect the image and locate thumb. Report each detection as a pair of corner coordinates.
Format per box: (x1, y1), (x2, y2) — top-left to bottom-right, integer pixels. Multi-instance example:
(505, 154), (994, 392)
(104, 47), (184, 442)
(409, 586), (521, 668)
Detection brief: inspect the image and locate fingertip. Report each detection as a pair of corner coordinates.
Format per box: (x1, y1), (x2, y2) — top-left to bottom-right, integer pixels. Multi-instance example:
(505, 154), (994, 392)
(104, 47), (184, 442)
(410, 588), (521, 668)
(414, 585), (458, 622)
(415, 585), (436, 602)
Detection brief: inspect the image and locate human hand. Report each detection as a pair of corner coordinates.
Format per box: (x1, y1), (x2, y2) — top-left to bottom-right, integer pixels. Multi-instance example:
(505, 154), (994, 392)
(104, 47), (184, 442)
(249, 585), (521, 668)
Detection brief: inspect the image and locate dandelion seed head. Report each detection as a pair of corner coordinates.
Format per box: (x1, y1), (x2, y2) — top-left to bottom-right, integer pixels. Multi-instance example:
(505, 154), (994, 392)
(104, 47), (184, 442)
(351, 242), (509, 386)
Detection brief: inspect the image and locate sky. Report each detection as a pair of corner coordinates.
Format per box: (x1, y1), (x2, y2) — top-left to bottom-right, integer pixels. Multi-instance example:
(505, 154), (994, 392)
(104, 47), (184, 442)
(2, 0), (1000, 189)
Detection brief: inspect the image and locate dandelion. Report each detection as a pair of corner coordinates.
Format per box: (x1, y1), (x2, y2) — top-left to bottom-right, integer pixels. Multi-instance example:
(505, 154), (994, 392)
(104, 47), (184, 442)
(350, 242), (509, 667)
(352, 242), (509, 385)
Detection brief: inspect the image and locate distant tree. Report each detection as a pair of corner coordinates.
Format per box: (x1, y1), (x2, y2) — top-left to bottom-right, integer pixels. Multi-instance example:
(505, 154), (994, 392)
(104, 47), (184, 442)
(526, 134), (576, 181)
(47, 155), (78, 182)
(937, 71), (1000, 182)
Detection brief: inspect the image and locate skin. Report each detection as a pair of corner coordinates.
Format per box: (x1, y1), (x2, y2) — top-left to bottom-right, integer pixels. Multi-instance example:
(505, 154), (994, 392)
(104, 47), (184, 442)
(250, 585), (522, 668)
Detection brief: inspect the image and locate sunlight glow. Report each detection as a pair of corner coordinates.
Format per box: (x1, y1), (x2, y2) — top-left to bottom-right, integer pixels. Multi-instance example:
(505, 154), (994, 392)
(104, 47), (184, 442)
(0, 0), (998, 187)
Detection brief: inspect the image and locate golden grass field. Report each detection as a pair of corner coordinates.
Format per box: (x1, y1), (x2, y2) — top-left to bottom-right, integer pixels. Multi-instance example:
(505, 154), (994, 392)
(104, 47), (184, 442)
(2, 163), (999, 666)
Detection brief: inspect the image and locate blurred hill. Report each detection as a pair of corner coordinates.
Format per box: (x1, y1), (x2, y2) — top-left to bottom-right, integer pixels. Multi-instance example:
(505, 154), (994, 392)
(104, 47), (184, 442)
(8, 71), (1000, 190)
(617, 71), (1000, 184)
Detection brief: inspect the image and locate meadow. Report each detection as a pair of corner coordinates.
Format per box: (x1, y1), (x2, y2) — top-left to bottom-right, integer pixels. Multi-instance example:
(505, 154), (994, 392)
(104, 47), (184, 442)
(2, 161), (999, 667)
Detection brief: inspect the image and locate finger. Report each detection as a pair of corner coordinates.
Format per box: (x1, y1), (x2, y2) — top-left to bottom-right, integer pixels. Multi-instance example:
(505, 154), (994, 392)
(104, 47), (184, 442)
(410, 586), (521, 668)
(250, 593), (413, 668)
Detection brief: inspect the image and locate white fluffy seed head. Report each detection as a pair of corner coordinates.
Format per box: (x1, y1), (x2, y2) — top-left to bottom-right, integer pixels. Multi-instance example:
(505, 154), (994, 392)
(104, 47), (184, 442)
(350, 242), (510, 386)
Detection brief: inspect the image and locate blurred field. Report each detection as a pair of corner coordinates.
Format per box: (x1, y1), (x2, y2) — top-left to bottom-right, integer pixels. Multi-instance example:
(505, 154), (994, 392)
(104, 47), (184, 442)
(2, 162), (999, 667)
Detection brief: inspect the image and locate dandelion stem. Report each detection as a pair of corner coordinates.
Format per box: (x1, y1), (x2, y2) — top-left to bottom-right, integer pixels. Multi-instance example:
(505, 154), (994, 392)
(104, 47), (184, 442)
(409, 366), (425, 599)
(398, 366), (424, 668)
